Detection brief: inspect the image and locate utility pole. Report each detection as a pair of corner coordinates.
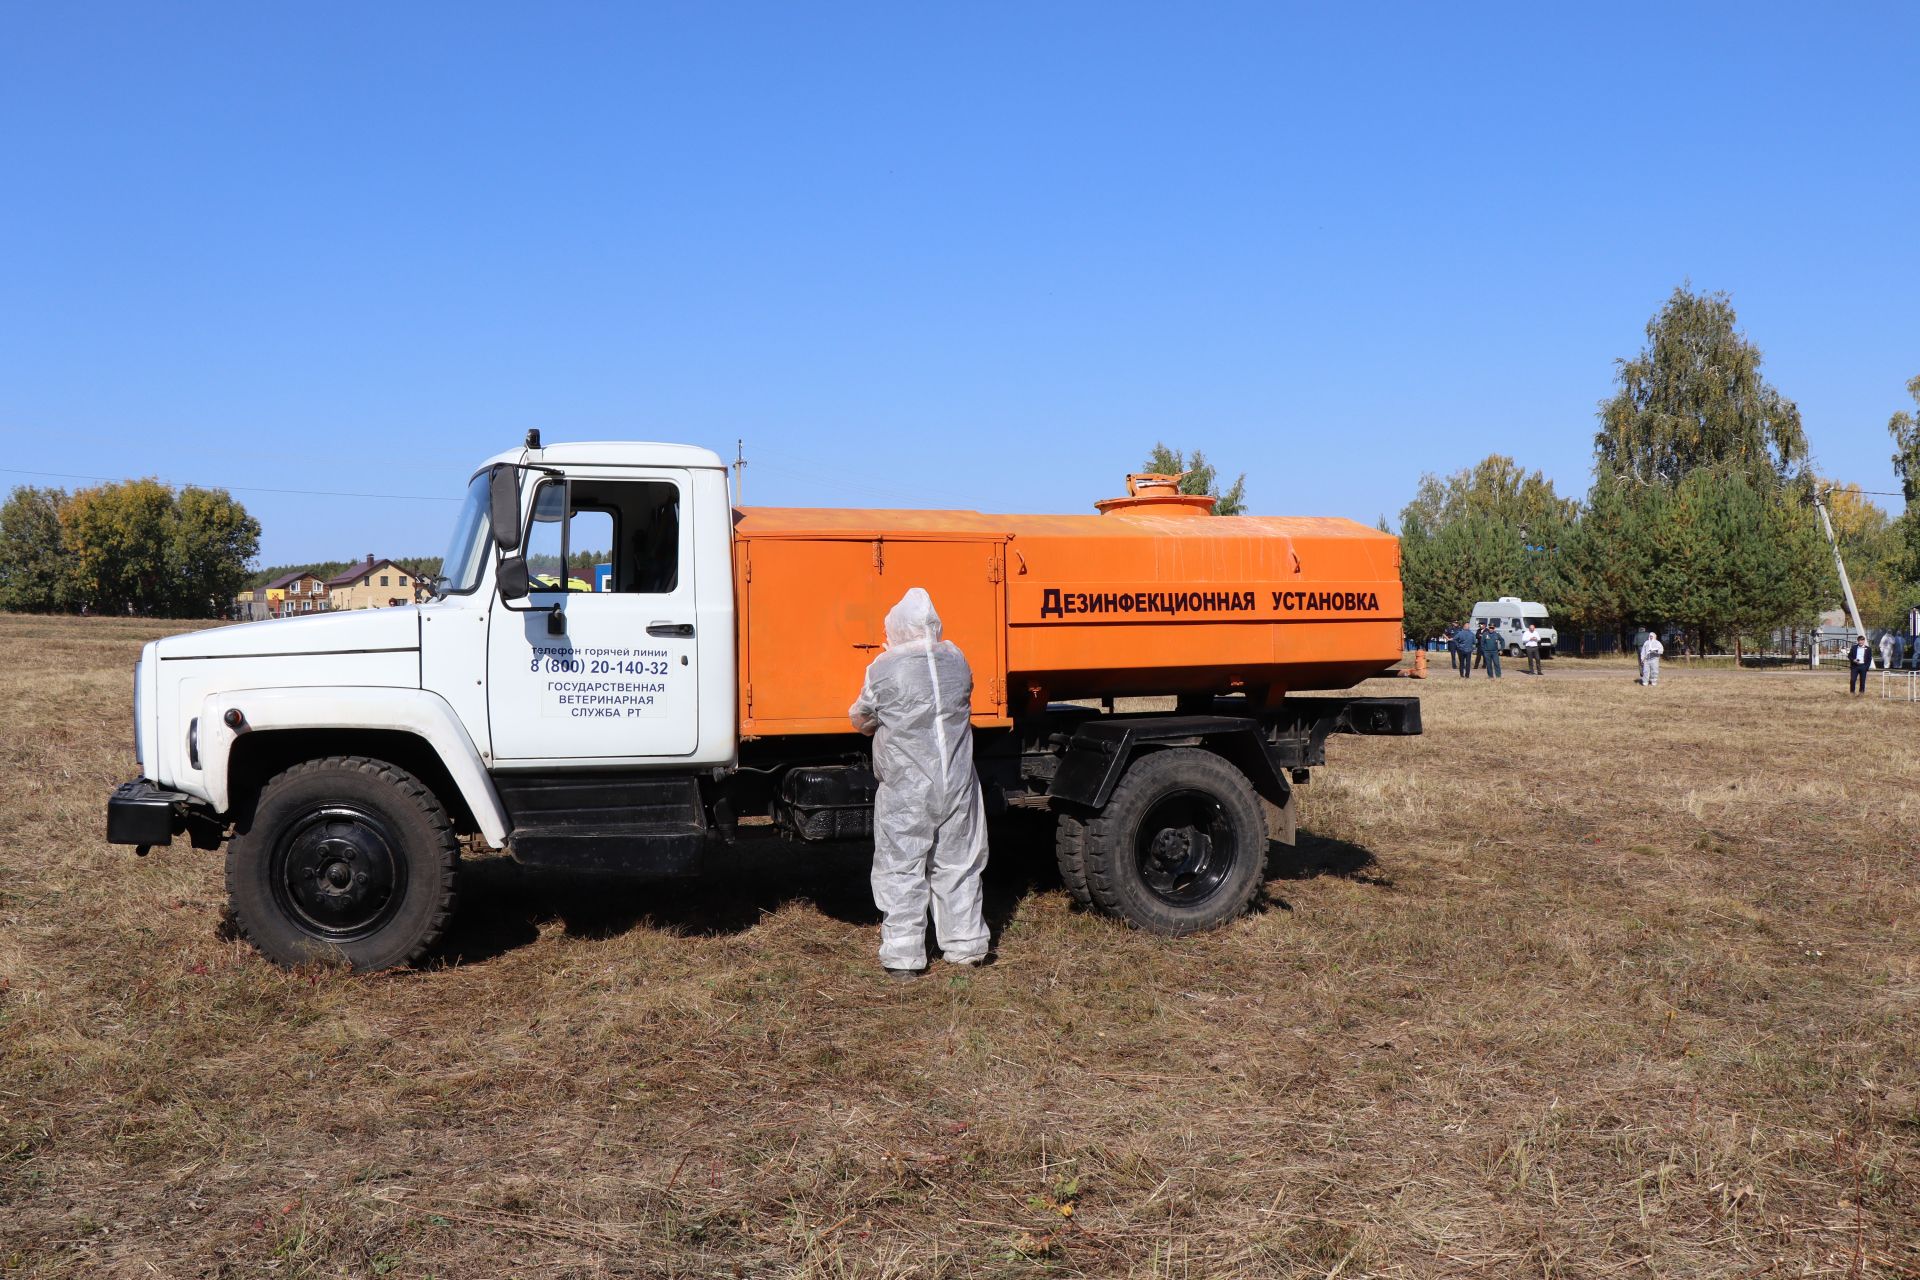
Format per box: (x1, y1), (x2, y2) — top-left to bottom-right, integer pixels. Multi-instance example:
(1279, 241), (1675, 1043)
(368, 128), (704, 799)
(1811, 486), (1865, 650)
(733, 439), (746, 508)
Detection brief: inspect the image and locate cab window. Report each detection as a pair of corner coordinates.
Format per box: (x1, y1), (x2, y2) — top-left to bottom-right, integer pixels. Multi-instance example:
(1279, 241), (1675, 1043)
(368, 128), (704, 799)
(522, 478), (681, 594)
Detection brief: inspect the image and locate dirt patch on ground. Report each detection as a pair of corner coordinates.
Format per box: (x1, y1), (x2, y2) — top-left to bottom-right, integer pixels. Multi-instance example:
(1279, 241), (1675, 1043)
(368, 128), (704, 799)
(3, 614), (1916, 1277)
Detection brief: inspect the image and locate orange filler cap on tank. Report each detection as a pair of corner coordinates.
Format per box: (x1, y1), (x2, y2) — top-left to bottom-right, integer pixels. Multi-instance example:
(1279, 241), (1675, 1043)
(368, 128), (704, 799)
(1094, 473), (1217, 518)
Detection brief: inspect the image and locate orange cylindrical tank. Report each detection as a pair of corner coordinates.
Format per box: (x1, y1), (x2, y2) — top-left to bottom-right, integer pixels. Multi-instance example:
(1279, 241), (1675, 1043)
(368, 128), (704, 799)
(731, 482), (1405, 738)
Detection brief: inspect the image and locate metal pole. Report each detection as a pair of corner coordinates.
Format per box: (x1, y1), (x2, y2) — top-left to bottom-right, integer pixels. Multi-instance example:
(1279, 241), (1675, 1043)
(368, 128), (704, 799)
(733, 439), (746, 507)
(1811, 488), (1866, 640)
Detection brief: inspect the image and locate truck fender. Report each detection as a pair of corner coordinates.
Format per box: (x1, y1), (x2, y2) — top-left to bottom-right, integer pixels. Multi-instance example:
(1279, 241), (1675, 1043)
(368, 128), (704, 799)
(195, 686), (510, 848)
(1046, 716), (1291, 812)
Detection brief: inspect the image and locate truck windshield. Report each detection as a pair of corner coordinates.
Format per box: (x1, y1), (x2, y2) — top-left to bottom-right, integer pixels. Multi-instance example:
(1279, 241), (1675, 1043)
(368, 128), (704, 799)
(438, 473), (492, 596)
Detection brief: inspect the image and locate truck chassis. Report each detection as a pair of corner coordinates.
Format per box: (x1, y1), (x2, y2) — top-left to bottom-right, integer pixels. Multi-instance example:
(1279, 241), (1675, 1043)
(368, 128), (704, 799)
(113, 693), (1419, 967)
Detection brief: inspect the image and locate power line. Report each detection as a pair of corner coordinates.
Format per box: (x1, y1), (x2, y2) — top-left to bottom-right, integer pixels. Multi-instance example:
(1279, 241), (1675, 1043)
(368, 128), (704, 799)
(0, 466), (461, 502)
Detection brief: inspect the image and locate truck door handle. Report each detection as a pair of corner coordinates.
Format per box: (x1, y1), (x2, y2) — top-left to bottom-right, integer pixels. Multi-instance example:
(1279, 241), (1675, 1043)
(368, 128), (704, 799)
(647, 622), (695, 638)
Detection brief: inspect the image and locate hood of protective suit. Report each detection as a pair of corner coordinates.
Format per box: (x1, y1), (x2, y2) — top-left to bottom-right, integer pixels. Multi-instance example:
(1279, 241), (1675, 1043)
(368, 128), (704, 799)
(884, 586), (943, 650)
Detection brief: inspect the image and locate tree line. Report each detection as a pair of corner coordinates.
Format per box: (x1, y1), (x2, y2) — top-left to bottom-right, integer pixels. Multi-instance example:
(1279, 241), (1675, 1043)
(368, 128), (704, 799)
(0, 480), (259, 618)
(1397, 286), (1917, 652)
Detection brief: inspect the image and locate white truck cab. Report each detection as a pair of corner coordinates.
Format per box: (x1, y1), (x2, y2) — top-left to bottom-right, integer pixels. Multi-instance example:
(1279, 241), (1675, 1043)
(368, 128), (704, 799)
(1470, 596), (1557, 658)
(110, 437), (739, 968)
(125, 439), (738, 826)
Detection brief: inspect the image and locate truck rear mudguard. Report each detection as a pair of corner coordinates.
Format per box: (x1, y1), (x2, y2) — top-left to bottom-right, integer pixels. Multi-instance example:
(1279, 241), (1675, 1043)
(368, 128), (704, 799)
(1043, 696), (1422, 810)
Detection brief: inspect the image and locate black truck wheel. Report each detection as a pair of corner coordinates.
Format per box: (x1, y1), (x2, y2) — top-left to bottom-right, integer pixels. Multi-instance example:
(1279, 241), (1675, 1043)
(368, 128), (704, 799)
(1054, 811), (1094, 908)
(1081, 748), (1266, 934)
(226, 756), (458, 971)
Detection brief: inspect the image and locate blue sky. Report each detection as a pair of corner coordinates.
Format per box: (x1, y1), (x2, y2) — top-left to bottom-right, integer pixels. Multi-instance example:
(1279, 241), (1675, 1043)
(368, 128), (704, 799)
(3, 3), (1916, 564)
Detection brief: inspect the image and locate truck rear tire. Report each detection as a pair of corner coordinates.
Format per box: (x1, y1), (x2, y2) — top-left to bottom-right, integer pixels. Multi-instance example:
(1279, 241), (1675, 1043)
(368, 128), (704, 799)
(1054, 811), (1094, 908)
(1080, 748), (1266, 935)
(226, 756), (459, 972)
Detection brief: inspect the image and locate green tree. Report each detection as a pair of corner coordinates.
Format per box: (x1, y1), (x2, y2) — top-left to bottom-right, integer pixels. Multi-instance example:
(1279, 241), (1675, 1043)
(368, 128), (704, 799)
(166, 487), (261, 616)
(1671, 469), (1824, 648)
(1584, 286), (1823, 649)
(1886, 375), (1920, 590)
(1395, 455), (1574, 639)
(1888, 375), (1920, 502)
(1597, 286), (1808, 489)
(1143, 443), (1246, 515)
(61, 479), (259, 617)
(1561, 476), (1651, 642)
(0, 486), (72, 613)
(62, 479), (176, 615)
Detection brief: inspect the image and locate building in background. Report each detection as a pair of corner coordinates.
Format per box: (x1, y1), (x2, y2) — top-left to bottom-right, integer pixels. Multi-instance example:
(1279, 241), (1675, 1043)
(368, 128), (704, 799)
(231, 585), (272, 621)
(268, 569), (330, 617)
(327, 555), (419, 610)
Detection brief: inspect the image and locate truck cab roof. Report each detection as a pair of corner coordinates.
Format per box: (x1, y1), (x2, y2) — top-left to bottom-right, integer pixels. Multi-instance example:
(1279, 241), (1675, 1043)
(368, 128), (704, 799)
(472, 440), (729, 475)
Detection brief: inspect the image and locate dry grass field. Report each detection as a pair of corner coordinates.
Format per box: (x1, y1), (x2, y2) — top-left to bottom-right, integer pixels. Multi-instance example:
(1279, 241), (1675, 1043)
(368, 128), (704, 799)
(2, 613), (1917, 1278)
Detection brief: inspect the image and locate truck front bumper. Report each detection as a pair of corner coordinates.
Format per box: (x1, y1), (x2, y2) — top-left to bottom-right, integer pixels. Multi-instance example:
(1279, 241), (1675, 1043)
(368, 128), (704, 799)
(107, 778), (193, 848)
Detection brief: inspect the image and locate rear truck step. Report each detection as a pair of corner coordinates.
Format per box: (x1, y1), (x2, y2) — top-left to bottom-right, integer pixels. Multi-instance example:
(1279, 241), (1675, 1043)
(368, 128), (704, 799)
(494, 771), (708, 876)
(507, 822), (707, 874)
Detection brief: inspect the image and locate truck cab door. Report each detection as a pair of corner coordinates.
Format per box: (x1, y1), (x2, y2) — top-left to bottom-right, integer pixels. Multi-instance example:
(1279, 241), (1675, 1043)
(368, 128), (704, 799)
(486, 469), (700, 762)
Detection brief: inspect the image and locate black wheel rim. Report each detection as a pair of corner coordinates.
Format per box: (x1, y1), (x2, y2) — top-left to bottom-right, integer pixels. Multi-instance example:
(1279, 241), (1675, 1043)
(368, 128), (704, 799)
(1133, 789), (1236, 907)
(269, 804), (408, 942)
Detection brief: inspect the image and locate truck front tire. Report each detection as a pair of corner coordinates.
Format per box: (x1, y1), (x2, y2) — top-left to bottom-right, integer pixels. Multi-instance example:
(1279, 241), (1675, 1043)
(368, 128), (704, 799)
(226, 756), (459, 971)
(1080, 748), (1266, 935)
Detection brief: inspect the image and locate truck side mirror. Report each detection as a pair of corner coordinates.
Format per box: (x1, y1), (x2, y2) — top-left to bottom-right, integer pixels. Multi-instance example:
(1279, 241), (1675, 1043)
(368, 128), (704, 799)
(489, 465), (524, 553)
(497, 554), (530, 601)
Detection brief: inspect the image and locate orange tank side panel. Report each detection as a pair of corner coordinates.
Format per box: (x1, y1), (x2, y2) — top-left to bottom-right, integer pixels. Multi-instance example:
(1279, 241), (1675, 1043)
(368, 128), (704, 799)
(734, 532), (1010, 739)
(731, 506), (1408, 736)
(1000, 516), (1404, 699)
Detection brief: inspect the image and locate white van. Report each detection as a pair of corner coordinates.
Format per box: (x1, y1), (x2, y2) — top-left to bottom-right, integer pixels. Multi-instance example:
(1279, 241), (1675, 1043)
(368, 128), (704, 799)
(1471, 596), (1557, 657)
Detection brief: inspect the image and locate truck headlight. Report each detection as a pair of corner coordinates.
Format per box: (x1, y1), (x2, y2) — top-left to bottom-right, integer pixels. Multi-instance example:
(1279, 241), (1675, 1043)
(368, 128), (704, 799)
(133, 663), (144, 771)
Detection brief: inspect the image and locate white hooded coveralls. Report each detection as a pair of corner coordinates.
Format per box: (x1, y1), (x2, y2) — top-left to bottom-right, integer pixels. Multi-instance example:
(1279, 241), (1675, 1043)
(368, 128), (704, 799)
(849, 588), (991, 969)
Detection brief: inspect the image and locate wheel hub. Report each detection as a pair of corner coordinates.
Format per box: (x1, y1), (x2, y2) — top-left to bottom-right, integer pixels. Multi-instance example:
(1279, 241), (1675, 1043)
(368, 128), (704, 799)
(1134, 792), (1233, 906)
(1149, 827), (1205, 875)
(272, 807), (406, 941)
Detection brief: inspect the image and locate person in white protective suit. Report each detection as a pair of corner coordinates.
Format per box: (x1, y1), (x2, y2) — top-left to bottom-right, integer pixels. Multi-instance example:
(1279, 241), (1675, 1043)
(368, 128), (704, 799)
(848, 587), (992, 978)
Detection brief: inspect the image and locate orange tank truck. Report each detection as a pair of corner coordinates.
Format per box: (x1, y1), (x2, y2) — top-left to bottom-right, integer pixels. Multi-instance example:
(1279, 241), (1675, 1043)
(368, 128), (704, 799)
(101, 439), (1425, 969)
(730, 473), (1420, 937)
(733, 474), (1406, 736)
